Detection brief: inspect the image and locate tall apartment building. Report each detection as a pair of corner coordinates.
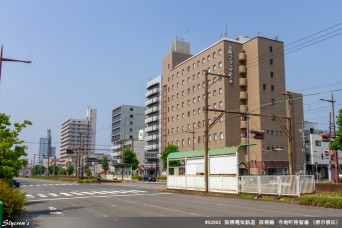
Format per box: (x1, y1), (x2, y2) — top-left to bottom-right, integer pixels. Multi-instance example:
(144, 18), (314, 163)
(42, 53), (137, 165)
(38, 129), (52, 161)
(111, 105), (145, 162)
(60, 107), (97, 168)
(161, 37), (304, 175)
(145, 76), (162, 175)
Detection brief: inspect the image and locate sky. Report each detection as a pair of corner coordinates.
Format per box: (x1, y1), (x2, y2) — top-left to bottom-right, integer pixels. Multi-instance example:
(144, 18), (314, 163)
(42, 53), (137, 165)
(0, 0), (342, 163)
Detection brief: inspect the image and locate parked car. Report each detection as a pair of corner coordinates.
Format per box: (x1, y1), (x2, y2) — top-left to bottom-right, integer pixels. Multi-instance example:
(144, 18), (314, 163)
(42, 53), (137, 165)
(143, 174), (156, 182)
(12, 179), (20, 188)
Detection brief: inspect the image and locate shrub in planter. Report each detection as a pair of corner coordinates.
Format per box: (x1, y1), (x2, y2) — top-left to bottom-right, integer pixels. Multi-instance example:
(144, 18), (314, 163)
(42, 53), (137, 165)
(0, 180), (26, 220)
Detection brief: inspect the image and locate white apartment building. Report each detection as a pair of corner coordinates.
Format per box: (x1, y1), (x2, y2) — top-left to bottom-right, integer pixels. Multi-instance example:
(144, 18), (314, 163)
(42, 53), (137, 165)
(60, 107), (97, 168)
(144, 75), (162, 176)
(38, 129), (51, 162)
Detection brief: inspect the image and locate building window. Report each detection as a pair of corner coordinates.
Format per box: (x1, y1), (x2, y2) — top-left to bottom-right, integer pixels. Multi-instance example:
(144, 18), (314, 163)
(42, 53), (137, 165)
(213, 52), (216, 58)
(209, 134), (212, 141)
(202, 58), (205, 63)
(214, 133), (217, 141)
(270, 59), (273, 65)
(130, 115), (133, 118)
(177, 115), (179, 120)
(198, 121), (201, 127)
(193, 63), (196, 69)
(188, 124), (191, 129)
(188, 111), (190, 117)
(219, 62), (222, 68)
(197, 72), (200, 78)
(271, 99), (275, 105)
(315, 140), (321, 146)
(207, 55), (211, 61)
(271, 72), (274, 78)
(172, 75), (174, 80)
(177, 82), (180, 88)
(213, 103), (217, 108)
(269, 46), (273, 52)
(182, 69), (184, 75)
(198, 84), (201, 89)
(182, 113), (185, 118)
(198, 96), (201, 102)
(182, 125), (185, 131)
(129, 135), (133, 139)
(129, 128), (133, 132)
(130, 108), (133, 111)
(220, 132), (223, 140)
(182, 102), (185, 107)
(263, 84), (266, 90)
(182, 139), (185, 146)
(218, 49), (222, 55)
(187, 66), (190, 72)
(177, 93), (180, 98)
(198, 136), (201, 143)
(172, 128), (174, 133)
(219, 101), (223, 107)
(197, 60), (200, 66)
(198, 108), (201, 114)
(182, 91), (185, 96)
(130, 121), (133, 125)
(193, 109), (196, 115)
(188, 77), (191, 82)
(271, 85), (274, 91)
(188, 100), (190, 105)
(193, 98), (196, 103)
(213, 64), (216, 71)
(188, 138), (191, 145)
(219, 88), (223, 94)
(213, 90), (217, 96)
(182, 80), (185, 85)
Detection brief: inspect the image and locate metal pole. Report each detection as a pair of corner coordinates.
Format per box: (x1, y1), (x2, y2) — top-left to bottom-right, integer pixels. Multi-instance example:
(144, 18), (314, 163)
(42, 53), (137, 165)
(247, 117), (250, 175)
(204, 70), (209, 192)
(328, 112), (332, 182)
(284, 92), (294, 175)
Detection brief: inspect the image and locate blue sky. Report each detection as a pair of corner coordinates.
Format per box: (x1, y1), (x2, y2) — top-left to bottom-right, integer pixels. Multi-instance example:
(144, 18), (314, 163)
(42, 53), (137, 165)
(0, 0), (341, 162)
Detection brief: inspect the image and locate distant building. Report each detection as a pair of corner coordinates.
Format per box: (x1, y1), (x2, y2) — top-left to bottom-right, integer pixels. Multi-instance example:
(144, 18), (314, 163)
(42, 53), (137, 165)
(60, 107), (97, 168)
(303, 121), (342, 180)
(111, 105), (145, 163)
(38, 129), (52, 161)
(144, 76), (162, 176)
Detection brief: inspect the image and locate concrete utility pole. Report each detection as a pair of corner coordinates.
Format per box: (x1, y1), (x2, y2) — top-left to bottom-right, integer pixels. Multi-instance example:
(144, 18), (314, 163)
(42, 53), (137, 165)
(283, 92), (294, 175)
(204, 71), (209, 192)
(320, 94), (339, 183)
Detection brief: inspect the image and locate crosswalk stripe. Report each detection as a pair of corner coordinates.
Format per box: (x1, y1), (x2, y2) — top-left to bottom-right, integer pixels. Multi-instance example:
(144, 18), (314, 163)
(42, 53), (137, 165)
(26, 194), (34, 198)
(80, 192), (95, 195)
(99, 191), (113, 194)
(70, 192), (84, 196)
(60, 193), (72, 196)
(91, 191), (107, 194)
(37, 194), (47, 198)
(48, 193), (58, 197)
(36, 185), (41, 186)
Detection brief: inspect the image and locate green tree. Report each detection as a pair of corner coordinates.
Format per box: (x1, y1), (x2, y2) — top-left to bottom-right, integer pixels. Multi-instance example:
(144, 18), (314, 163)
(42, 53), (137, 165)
(48, 164), (60, 176)
(86, 168), (92, 177)
(0, 113), (31, 183)
(161, 144), (179, 168)
(101, 156), (109, 174)
(67, 165), (74, 176)
(123, 148), (139, 170)
(33, 165), (46, 175)
(331, 108), (342, 151)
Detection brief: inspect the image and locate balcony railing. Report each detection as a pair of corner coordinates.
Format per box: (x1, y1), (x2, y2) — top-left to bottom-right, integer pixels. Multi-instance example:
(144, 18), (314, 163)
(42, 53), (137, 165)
(145, 144), (158, 150)
(145, 126), (160, 133)
(145, 135), (159, 141)
(239, 78), (247, 87)
(238, 52), (247, 62)
(240, 120), (247, 129)
(145, 106), (159, 115)
(240, 105), (248, 113)
(145, 88), (159, 97)
(145, 116), (159, 124)
(145, 97), (160, 106)
(239, 65), (247, 74)
(239, 91), (248, 100)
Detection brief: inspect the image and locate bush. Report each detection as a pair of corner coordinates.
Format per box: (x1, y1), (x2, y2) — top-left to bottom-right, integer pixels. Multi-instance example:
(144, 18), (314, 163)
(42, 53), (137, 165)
(77, 179), (92, 183)
(132, 175), (142, 180)
(157, 176), (167, 180)
(299, 194), (342, 209)
(0, 180), (26, 220)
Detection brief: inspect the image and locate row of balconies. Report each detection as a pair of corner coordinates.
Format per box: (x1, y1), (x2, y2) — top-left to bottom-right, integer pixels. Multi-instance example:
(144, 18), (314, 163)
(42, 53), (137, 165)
(145, 88), (159, 98)
(145, 116), (159, 124)
(145, 106), (159, 115)
(145, 97), (159, 106)
(145, 125), (159, 133)
(145, 135), (159, 141)
(145, 144), (159, 151)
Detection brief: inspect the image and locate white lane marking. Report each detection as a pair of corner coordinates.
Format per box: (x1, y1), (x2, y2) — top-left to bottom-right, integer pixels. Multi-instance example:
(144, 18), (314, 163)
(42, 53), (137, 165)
(22, 185), (27, 187)
(42, 184), (48, 186)
(49, 207), (62, 215)
(28, 193), (172, 202)
(48, 193), (58, 197)
(60, 193), (72, 196)
(99, 191), (113, 194)
(37, 194), (47, 198)
(36, 185), (41, 186)
(70, 192), (84, 196)
(29, 185), (34, 186)
(26, 194), (34, 198)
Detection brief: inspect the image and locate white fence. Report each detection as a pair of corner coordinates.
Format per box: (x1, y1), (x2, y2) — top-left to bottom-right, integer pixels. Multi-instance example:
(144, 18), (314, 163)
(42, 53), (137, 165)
(167, 175), (315, 196)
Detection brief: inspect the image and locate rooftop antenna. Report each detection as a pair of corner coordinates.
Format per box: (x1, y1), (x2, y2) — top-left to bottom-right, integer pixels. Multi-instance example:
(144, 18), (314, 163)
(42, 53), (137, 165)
(257, 30), (261, 36)
(274, 35), (279, 40)
(219, 23), (228, 38)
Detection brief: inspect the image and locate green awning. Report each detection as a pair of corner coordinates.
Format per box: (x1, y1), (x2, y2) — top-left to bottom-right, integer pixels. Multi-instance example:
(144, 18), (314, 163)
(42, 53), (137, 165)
(167, 146), (238, 159)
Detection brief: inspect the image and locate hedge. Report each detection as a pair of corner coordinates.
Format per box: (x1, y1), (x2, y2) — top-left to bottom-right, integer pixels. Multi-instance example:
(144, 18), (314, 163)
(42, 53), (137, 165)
(298, 193), (342, 209)
(0, 180), (26, 220)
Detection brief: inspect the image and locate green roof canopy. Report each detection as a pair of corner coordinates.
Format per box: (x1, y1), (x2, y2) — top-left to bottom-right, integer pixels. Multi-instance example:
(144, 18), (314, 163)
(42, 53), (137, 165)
(167, 146), (238, 159)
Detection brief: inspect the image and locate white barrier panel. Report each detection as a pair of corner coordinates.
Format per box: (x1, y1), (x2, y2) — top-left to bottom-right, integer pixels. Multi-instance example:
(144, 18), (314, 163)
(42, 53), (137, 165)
(209, 176), (238, 193)
(186, 175), (205, 190)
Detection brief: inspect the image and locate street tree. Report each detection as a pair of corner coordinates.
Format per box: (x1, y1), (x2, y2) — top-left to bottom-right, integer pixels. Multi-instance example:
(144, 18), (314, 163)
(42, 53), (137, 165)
(0, 113), (31, 183)
(67, 165), (74, 176)
(331, 108), (342, 150)
(48, 164), (60, 176)
(86, 168), (92, 177)
(161, 144), (179, 168)
(101, 156), (109, 174)
(123, 148), (139, 170)
(33, 165), (46, 175)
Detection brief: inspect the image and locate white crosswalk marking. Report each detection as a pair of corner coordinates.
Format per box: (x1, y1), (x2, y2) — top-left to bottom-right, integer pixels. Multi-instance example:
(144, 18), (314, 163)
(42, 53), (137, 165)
(99, 191), (113, 194)
(91, 191), (107, 194)
(26, 194), (34, 198)
(48, 193), (58, 197)
(37, 194), (47, 198)
(80, 192), (95, 195)
(60, 193), (72, 196)
(70, 192), (84, 196)
(36, 185), (41, 186)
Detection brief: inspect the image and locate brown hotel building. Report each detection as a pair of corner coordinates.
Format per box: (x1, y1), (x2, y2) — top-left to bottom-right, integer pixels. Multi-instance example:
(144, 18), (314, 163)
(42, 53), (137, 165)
(161, 36), (304, 175)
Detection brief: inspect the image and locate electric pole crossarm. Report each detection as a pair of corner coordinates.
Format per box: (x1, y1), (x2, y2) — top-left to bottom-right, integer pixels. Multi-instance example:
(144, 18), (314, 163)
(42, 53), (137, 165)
(208, 112), (224, 131)
(209, 108), (290, 120)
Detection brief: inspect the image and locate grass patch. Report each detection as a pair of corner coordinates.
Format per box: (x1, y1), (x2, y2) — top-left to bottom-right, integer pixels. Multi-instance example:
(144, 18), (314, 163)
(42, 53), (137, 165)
(298, 193), (342, 209)
(238, 193), (257, 199)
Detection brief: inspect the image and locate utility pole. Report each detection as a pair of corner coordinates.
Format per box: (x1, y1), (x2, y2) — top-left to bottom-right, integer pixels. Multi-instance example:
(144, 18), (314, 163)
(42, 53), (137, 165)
(328, 112), (332, 182)
(204, 70), (209, 192)
(320, 94), (339, 183)
(283, 92), (294, 175)
(185, 130), (196, 150)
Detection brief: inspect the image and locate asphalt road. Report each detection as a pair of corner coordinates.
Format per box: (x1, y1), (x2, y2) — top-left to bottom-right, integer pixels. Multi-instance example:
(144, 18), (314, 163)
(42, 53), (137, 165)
(14, 178), (342, 228)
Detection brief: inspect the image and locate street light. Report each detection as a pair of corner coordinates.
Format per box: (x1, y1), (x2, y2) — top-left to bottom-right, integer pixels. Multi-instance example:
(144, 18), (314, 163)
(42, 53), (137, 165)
(320, 94), (339, 183)
(0, 45), (33, 81)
